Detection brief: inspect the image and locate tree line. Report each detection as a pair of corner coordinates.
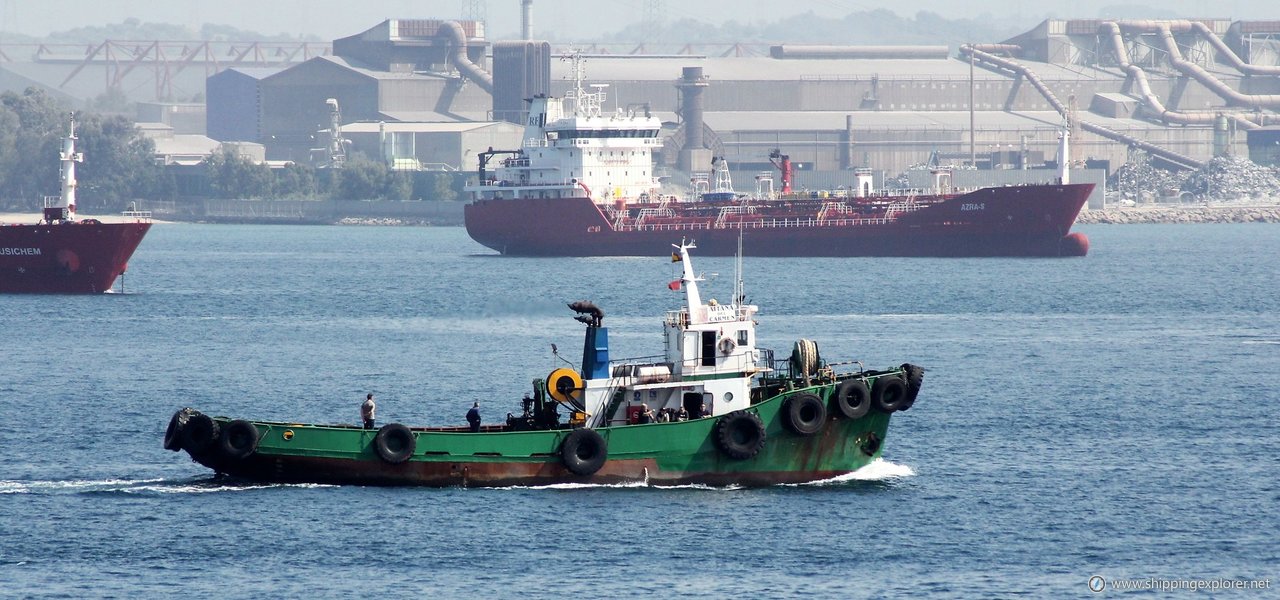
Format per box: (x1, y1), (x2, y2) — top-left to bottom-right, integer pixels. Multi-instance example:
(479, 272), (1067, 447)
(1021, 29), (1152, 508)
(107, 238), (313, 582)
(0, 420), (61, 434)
(0, 88), (458, 213)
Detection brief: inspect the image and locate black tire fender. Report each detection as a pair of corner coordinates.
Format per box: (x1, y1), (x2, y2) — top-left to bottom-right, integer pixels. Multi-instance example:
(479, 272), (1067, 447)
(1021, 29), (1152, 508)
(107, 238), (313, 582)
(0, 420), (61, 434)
(560, 428), (608, 476)
(180, 413), (219, 454)
(899, 363), (925, 411)
(163, 408), (192, 451)
(832, 379), (871, 420)
(781, 393), (826, 436)
(373, 423), (416, 464)
(713, 411), (767, 460)
(218, 420), (260, 460)
(871, 376), (908, 413)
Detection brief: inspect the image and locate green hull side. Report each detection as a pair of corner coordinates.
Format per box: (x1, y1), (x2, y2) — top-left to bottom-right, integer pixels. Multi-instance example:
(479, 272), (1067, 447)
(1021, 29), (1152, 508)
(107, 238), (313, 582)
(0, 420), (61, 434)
(182, 383), (897, 487)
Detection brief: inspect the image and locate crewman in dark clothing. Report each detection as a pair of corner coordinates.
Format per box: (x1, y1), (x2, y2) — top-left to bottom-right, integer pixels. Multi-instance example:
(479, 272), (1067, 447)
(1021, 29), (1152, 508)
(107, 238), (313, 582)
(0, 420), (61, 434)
(466, 402), (482, 432)
(361, 393), (376, 429)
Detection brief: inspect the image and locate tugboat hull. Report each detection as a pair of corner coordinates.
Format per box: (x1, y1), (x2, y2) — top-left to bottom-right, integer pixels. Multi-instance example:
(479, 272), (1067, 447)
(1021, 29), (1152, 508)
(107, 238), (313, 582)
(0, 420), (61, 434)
(170, 388), (898, 488)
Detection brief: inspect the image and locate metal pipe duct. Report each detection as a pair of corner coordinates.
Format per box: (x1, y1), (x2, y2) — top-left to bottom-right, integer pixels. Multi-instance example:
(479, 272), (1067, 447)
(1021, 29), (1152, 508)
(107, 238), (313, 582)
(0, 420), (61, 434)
(1189, 21), (1280, 76)
(962, 46), (1066, 114)
(959, 44), (1205, 169)
(966, 43), (1023, 57)
(438, 20), (494, 94)
(1101, 21), (1280, 109)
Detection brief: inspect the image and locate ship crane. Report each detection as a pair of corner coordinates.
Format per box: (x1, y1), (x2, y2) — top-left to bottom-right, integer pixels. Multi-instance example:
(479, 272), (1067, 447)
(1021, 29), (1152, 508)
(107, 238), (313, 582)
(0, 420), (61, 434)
(768, 149), (792, 194)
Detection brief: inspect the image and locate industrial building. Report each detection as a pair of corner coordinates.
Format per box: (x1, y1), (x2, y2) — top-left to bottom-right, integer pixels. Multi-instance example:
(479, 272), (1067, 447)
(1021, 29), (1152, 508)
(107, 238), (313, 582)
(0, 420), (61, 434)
(194, 15), (1280, 201)
(4, 10), (1276, 195)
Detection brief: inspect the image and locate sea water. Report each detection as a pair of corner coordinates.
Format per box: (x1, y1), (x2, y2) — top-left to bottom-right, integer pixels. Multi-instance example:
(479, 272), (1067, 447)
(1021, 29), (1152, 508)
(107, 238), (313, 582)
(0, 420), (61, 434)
(1, 224), (1277, 597)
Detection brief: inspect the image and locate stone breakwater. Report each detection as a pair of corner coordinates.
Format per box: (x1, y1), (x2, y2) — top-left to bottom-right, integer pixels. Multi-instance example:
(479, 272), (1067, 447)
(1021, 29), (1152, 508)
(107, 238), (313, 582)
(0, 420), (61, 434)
(1077, 206), (1280, 224)
(335, 217), (432, 226)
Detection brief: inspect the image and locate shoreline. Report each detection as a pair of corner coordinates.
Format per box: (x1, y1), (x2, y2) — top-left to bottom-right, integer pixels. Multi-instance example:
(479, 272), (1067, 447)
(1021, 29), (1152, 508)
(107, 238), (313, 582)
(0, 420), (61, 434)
(1078, 205), (1280, 224)
(0, 212), (175, 225)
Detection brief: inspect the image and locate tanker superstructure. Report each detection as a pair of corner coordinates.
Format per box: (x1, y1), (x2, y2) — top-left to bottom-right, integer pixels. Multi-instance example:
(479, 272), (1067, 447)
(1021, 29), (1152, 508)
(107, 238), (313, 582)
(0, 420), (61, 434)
(0, 114), (151, 293)
(465, 56), (1091, 258)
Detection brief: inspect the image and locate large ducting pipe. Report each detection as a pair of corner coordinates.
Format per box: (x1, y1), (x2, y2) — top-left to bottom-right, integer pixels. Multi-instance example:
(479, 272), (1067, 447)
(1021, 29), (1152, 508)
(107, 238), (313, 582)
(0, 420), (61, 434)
(1099, 21), (1280, 110)
(966, 43), (1023, 57)
(962, 46), (1066, 114)
(521, 0), (533, 41)
(1189, 21), (1280, 76)
(438, 20), (494, 94)
(678, 66), (708, 151)
(960, 44), (1205, 170)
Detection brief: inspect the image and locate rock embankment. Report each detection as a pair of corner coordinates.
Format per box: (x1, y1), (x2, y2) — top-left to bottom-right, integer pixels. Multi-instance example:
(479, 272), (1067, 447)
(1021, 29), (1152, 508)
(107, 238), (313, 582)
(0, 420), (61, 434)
(334, 217), (433, 226)
(1077, 206), (1280, 224)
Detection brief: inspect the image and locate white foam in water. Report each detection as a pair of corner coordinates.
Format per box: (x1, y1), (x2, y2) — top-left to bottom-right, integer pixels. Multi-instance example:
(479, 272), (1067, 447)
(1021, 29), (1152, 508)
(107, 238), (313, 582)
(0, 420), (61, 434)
(0, 478), (334, 495)
(497, 460), (913, 491)
(0, 478), (166, 494)
(796, 458), (916, 486)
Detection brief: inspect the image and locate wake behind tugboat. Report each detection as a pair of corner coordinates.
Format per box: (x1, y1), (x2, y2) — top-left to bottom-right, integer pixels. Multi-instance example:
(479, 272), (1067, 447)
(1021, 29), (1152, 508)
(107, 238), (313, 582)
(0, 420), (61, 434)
(164, 241), (924, 487)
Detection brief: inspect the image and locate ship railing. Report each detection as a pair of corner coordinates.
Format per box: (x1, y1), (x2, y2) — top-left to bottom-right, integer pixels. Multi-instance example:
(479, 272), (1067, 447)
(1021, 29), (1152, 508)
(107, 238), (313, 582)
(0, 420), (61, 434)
(617, 216), (894, 232)
(634, 207), (675, 225)
(817, 201), (853, 221)
(670, 349), (763, 375)
(121, 210), (153, 220)
(715, 205), (757, 227)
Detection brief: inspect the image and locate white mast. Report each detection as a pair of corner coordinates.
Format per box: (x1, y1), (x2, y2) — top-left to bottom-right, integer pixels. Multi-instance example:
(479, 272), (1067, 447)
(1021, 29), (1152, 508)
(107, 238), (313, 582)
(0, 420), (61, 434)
(55, 113), (83, 222)
(675, 240), (703, 316)
(1057, 125), (1070, 185)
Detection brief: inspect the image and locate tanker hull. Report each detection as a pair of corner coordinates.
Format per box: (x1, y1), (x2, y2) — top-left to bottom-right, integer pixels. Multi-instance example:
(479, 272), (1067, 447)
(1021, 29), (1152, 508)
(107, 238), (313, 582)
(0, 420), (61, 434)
(465, 183), (1093, 258)
(0, 221), (152, 293)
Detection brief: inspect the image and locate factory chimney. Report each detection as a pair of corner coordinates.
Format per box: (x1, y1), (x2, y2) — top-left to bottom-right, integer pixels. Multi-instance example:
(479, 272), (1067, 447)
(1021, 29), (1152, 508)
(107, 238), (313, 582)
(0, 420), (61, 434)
(677, 66), (710, 172)
(521, 0), (533, 40)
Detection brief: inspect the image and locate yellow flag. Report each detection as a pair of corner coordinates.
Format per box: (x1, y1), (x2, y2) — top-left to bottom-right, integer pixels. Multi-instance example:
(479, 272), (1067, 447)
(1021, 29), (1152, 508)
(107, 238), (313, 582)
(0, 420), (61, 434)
(671, 253), (682, 263)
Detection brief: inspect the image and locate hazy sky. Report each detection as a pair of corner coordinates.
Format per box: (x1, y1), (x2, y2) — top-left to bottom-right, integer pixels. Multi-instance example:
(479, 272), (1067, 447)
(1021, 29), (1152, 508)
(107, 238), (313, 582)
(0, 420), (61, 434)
(2, 0), (1278, 40)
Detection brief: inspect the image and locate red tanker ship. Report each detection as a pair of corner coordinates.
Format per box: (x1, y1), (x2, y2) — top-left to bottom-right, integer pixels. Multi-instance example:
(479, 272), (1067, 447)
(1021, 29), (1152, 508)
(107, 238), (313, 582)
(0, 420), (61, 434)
(0, 115), (151, 293)
(465, 55), (1090, 258)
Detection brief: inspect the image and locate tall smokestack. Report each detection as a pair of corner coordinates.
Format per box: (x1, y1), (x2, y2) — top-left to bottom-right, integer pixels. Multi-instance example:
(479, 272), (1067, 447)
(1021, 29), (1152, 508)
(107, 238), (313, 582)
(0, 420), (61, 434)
(676, 66), (710, 171)
(521, 0), (533, 40)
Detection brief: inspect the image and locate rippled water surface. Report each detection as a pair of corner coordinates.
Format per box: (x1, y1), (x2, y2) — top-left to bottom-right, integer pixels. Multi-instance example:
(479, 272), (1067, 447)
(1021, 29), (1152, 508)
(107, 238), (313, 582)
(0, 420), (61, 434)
(2, 223), (1277, 597)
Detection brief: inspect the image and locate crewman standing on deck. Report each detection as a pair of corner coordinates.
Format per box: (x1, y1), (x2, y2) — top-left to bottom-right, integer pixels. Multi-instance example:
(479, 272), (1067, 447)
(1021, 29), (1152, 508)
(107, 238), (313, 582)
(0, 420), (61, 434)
(361, 393), (376, 429)
(466, 401), (481, 432)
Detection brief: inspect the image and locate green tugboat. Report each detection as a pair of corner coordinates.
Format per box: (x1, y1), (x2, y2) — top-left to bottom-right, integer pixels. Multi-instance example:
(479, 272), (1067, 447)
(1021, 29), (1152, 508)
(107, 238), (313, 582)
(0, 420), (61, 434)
(164, 242), (924, 487)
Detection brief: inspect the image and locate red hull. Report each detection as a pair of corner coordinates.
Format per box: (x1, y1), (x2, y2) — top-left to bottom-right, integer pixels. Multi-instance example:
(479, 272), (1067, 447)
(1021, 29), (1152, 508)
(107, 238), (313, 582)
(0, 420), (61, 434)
(465, 183), (1093, 257)
(0, 220), (152, 293)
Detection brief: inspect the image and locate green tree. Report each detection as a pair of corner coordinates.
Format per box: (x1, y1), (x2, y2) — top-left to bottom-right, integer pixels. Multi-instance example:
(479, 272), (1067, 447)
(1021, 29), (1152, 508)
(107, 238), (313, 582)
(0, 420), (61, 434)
(381, 170), (412, 200)
(428, 172), (458, 201)
(0, 88), (65, 207)
(204, 148), (274, 198)
(75, 113), (164, 209)
(333, 158), (411, 200)
(274, 162), (317, 198)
